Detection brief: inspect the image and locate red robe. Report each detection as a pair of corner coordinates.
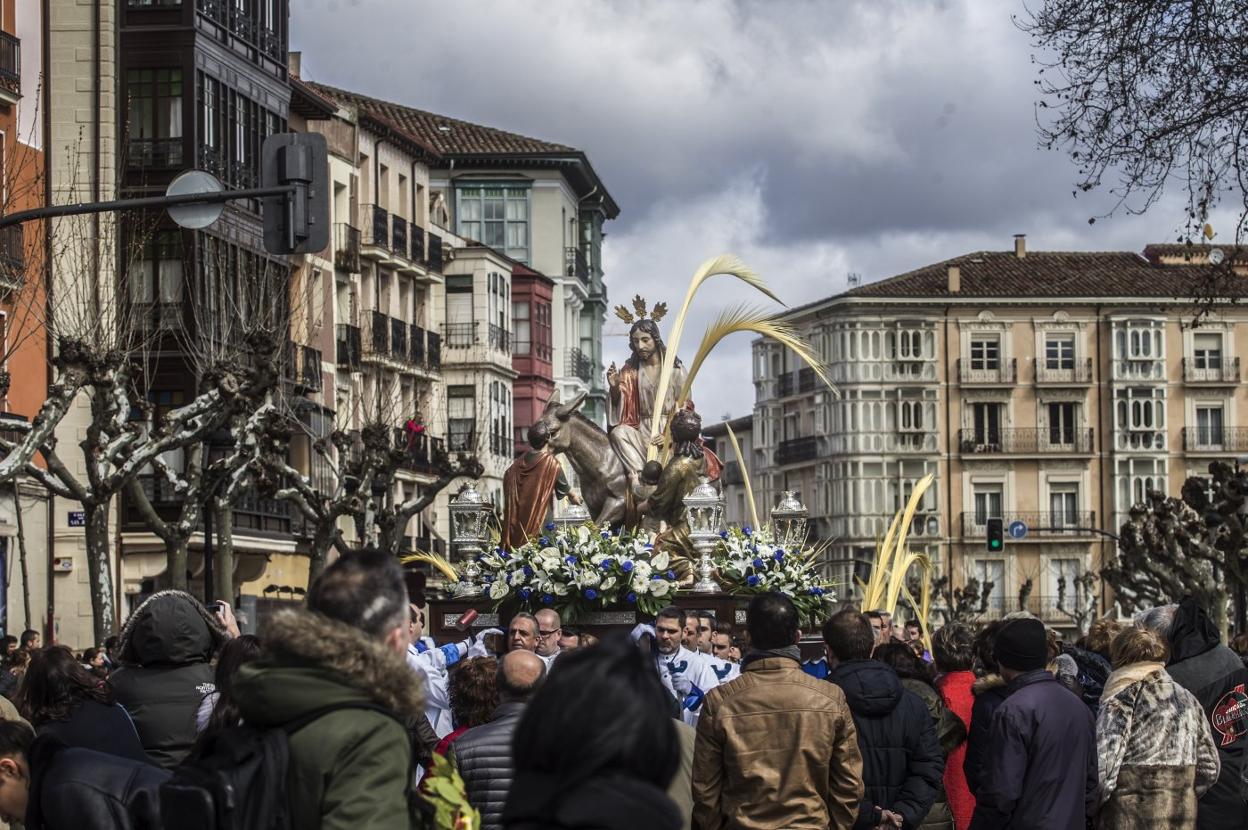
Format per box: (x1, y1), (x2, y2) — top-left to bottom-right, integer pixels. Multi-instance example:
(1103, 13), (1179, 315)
(502, 448), (563, 550)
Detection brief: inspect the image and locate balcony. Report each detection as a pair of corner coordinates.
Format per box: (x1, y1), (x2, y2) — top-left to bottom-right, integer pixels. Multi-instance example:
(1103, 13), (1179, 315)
(427, 332), (442, 367)
(777, 373), (796, 398)
(1035, 358), (1093, 385)
(960, 511), (1098, 539)
(335, 324), (362, 370)
(127, 137), (184, 170)
(443, 322), (477, 348)
(135, 302), (185, 336)
(391, 216), (409, 260)
(367, 310), (390, 355)
(489, 323), (511, 353)
(294, 344), (322, 393)
(1112, 358), (1165, 382)
(334, 224), (360, 273)
(1115, 429), (1166, 452)
(798, 367), (816, 393)
(882, 361), (938, 383)
(1183, 427), (1248, 454)
(427, 232), (443, 272)
(409, 324), (429, 367)
(393, 429), (447, 477)
(409, 222), (426, 265)
(831, 513), (942, 542)
(824, 431), (939, 455)
(361, 204), (389, 257)
(0, 226), (23, 287)
(958, 358), (1017, 385)
(124, 474), (292, 537)
(448, 423), (477, 454)
(958, 427), (1094, 455)
(564, 247), (589, 283)
(390, 317), (408, 360)
(776, 435), (819, 465)
(1183, 357), (1240, 385)
(259, 27), (282, 61)
(565, 347), (593, 382)
(0, 31), (20, 99)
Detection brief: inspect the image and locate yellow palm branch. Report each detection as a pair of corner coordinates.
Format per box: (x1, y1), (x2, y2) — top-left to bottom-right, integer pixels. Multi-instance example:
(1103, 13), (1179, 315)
(884, 475), (935, 612)
(861, 474), (935, 615)
(400, 550), (460, 583)
(724, 420), (759, 530)
(646, 255), (782, 460)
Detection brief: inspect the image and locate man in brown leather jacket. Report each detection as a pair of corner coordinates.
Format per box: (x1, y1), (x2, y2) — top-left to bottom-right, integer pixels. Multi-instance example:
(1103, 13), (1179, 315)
(692, 593), (864, 830)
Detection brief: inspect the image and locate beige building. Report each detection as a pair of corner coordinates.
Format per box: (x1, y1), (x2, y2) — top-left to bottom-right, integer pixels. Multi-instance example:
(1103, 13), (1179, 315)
(752, 237), (1248, 626)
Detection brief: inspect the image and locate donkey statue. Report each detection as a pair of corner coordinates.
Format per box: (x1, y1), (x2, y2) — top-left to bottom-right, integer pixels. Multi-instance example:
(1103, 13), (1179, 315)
(534, 392), (630, 527)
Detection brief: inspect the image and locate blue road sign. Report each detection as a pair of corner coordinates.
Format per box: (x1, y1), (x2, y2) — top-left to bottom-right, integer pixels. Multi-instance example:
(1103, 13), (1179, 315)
(68, 511), (86, 528)
(1008, 520), (1028, 540)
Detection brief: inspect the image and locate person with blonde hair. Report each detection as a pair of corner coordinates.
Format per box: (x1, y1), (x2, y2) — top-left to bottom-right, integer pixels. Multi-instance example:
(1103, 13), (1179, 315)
(1095, 627), (1221, 828)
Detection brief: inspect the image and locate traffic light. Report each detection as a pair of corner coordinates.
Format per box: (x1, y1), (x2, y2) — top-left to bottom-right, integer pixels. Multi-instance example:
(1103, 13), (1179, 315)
(261, 132), (329, 255)
(986, 518), (1004, 552)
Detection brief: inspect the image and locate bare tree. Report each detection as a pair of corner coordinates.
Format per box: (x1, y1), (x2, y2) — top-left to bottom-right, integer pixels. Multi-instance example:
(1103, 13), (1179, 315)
(929, 574), (995, 625)
(1054, 571), (1099, 634)
(1021, 0), (1248, 303)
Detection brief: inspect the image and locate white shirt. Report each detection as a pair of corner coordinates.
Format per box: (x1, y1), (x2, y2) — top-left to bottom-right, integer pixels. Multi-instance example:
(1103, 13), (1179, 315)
(406, 636), (464, 738)
(662, 645), (722, 727)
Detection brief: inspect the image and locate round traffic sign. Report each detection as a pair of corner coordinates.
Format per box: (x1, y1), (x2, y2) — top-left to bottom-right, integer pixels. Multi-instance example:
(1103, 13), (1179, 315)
(1008, 520), (1028, 540)
(166, 170), (224, 230)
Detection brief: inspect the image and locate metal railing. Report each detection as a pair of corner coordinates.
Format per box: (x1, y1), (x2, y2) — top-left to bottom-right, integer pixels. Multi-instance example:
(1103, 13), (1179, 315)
(1183, 427), (1248, 453)
(334, 224), (360, 272)
(427, 332), (442, 367)
(778, 373), (796, 398)
(1183, 357), (1240, 384)
(259, 27), (282, 61)
(368, 310), (389, 355)
(798, 367), (816, 393)
(958, 427), (1094, 454)
(196, 0), (228, 25)
(565, 347), (593, 381)
(443, 322), (477, 348)
(409, 324), (427, 365)
(427, 232), (443, 272)
(390, 317), (408, 360)
(564, 247), (589, 283)
(961, 511), (1098, 538)
(489, 323), (510, 353)
(295, 345), (322, 392)
(1035, 358), (1093, 384)
(335, 324), (361, 369)
(0, 32), (20, 94)
(776, 435), (819, 465)
(391, 215), (409, 259)
(1112, 359), (1165, 382)
(958, 358), (1017, 385)
(448, 423), (476, 454)
(824, 432), (939, 455)
(362, 204), (388, 249)
(127, 137), (184, 169)
(409, 222), (426, 264)
(393, 429), (447, 476)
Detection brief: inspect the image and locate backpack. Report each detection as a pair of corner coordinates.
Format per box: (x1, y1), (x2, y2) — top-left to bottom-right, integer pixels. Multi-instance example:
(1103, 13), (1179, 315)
(159, 701), (403, 830)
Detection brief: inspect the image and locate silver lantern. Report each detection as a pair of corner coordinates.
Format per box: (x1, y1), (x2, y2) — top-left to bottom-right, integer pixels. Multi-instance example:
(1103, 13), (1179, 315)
(449, 484), (492, 596)
(554, 501), (591, 534)
(683, 476), (724, 593)
(771, 490), (809, 551)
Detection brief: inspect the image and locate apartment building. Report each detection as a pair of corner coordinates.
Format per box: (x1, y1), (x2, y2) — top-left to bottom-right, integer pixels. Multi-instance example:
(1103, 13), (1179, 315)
(752, 237), (1248, 625)
(703, 415), (757, 529)
(0, 0), (46, 640)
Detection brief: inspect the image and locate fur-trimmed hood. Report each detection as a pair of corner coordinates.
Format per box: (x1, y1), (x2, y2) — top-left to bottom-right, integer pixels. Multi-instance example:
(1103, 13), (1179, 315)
(972, 672), (1006, 696)
(118, 590), (227, 666)
(233, 607), (424, 723)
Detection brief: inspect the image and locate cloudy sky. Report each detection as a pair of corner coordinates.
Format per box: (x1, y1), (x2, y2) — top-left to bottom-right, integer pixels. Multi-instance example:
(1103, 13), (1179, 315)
(293, 0), (1205, 421)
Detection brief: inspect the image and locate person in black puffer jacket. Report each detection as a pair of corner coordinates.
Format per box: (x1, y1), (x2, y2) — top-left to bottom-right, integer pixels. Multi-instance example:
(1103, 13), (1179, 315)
(109, 591), (227, 768)
(825, 611), (943, 830)
(452, 650), (547, 830)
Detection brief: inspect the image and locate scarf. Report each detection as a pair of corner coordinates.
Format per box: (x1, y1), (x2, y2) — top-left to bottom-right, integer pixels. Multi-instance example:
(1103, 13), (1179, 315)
(1101, 661), (1165, 702)
(740, 645), (801, 669)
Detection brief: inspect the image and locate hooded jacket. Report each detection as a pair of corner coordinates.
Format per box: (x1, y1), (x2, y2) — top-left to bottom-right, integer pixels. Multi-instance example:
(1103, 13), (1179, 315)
(829, 660), (943, 830)
(110, 591), (226, 768)
(1164, 597), (1248, 830)
(24, 734), (169, 830)
(232, 607), (424, 830)
(452, 701), (528, 830)
(976, 670), (1096, 830)
(962, 673), (1009, 805)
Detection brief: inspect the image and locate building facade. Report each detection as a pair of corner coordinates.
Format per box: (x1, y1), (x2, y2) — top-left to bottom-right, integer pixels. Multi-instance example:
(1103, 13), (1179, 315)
(752, 238), (1248, 626)
(511, 262), (556, 454)
(703, 415), (756, 529)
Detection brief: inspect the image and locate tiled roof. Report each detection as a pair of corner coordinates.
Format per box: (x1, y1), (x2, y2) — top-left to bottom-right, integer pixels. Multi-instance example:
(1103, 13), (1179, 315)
(1142, 243), (1245, 264)
(839, 250), (1248, 300)
(307, 83), (576, 157)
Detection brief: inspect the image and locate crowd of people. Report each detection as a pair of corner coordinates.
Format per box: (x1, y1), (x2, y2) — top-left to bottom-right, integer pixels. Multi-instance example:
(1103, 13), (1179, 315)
(0, 554), (1244, 829)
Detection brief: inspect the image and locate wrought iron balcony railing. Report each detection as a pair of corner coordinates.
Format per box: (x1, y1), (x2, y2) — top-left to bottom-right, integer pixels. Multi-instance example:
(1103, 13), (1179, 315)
(1182, 357), (1240, 384)
(958, 427), (1093, 454)
(127, 137), (184, 169)
(0, 31), (20, 94)
(426, 232), (443, 272)
(489, 323), (510, 353)
(362, 204), (389, 249)
(443, 321), (477, 348)
(776, 435), (819, 465)
(391, 215), (409, 260)
(1035, 358), (1093, 385)
(334, 224), (360, 273)
(1183, 427), (1248, 453)
(958, 358), (1017, 385)
(335, 324), (362, 370)
(564, 247), (589, 283)
(565, 347), (593, 381)
(961, 511), (1098, 538)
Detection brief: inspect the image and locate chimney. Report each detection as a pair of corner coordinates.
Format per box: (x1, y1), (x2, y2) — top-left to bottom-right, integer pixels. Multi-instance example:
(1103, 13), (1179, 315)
(288, 51), (302, 78)
(1014, 234), (1026, 259)
(947, 264), (961, 293)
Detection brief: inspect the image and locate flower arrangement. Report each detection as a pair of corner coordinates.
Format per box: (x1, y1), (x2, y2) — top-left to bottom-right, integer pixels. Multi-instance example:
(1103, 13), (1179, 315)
(714, 526), (835, 620)
(476, 523), (682, 622)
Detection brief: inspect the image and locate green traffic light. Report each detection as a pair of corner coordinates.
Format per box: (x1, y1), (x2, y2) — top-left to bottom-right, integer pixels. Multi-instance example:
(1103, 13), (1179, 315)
(989, 540), (1002, 550)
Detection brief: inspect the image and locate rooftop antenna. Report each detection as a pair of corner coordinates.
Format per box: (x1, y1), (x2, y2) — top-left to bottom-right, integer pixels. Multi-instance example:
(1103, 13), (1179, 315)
(847, 272), (862, 288)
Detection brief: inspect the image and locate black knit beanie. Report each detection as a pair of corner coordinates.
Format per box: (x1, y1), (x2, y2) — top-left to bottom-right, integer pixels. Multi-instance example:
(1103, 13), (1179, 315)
(993, 618), (1048, 673)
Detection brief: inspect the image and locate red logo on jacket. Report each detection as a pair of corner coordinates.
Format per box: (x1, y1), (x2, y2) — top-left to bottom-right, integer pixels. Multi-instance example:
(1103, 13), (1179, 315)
(1212, 684), (1248, 747)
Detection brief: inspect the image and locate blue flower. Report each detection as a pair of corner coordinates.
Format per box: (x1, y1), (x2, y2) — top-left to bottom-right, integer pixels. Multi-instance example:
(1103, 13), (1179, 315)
(600, 558), (614, 570)
(540, 537), (550, 546)
(584, 588), (598, 600)
(542, 594), (554, 605)
(501, 551), (510, 560)
(807, 587), (819, 595)
(565, 555), (577, 565)
(773, 550), (785, 562)
(622, 561), (635, 573)
(523, 566), (534, 577)
(519, 588), (532, 599)
(746, 574), (760, 587)
(743, 526), (753, 536)
(545, 522), (556, 532)
(626, 592), (638, 604)
(752, 557), (764, 569)
(644, 543), (654, 550)
(719, 530), (729, 539)
(666, 570), (676, 580)
(601, 531), (611, 539)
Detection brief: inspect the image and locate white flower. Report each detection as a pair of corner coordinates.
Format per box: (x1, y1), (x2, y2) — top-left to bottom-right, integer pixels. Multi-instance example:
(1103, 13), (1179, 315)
(651, 580), (671, 598)
(632, 573), (650, 594)
(590, 553), (607, 566)
(600, 576), (616, 592)
(580, 570), (601, 588)
(633, 562), (653, 581)
(509, 570), (527, 587)
(489, 579), (510, 601)
(554, 583), (570, 596)
(651, 551), (670, 571)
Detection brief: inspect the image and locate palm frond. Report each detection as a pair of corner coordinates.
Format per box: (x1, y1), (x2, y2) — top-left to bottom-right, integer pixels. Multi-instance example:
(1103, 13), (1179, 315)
(645, 255), (784, 461)
(724, 420), (759, 530)
(884, 475), (935, 612)
(400, 551), (460, 583)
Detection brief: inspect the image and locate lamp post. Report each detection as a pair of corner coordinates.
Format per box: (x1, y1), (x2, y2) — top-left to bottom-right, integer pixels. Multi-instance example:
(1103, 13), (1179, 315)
(771, 490), (809, 550)
(684, 477), (724, 593)
(450, 484), (491, 597)
(554, 501), (591, 534)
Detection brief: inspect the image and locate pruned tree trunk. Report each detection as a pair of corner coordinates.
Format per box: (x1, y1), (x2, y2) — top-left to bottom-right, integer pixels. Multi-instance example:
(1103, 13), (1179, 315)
(83, 500), (115, 643)
(214, 499), (235, 604)
(12, 485), (31, 630)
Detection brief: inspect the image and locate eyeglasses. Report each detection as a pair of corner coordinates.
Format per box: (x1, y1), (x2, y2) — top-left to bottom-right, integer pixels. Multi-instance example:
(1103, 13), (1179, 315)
(538, 629), (560, 638)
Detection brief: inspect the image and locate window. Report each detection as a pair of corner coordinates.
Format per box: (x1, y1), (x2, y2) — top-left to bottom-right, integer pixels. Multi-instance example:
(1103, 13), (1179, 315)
(973, 486), (1003, 525)
(448, 386), (475, 452)
(513, 301), (531, 355)
(1049, 485), (1079, 527)
(1046, 558), (1082, 604)
(128, 230), (185, 332)
(1193, 333), (1223, 370)
(1047, 402), (1076, 446)
(197, 72), (222, 171)
(307, 268), (324, 333)
(1116, 323), (1163, 360)
(127, 69), (183, 167)
(536, 301), (552, 360)
(457, 186), (530, 263)
(898, 401), (924, 432)
(1045, 335), (1075, 370)
(969, 337), (999, 370)
(970, 403), (1002, 445)
(445, 275), (473, 346)
(1196, 405), (1224, 447)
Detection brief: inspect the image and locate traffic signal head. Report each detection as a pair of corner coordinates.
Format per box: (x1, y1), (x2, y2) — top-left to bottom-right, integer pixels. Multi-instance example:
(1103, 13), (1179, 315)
(986, 518), (1004, 552)
(261, 132), (329, 255)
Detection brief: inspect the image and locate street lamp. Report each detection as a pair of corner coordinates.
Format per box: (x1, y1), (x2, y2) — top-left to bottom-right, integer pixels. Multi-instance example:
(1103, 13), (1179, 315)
(684, 476), (724, 593)
(554, 501), (591, 534)
(450, 484), (491, 596)
(771, 490), (809, 550)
